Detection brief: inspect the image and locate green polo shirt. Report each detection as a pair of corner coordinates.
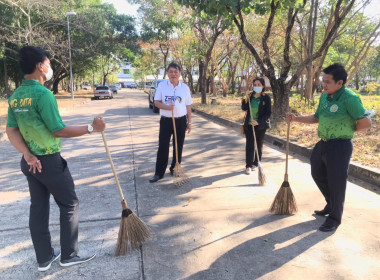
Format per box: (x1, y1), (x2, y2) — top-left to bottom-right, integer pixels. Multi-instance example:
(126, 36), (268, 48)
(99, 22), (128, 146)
(314, 86), (366, 140)
(6, 79), (65, 155)
(249, 96), (260, 124)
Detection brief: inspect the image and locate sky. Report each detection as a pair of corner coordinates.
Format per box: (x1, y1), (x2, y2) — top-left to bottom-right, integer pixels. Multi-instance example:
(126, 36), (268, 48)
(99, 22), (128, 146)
(102, 0), (380, 18)
(102, 0), (139, 18)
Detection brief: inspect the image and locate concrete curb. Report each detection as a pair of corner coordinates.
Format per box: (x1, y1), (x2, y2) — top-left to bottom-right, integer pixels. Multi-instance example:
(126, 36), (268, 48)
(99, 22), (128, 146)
(193, 107), (380, 187)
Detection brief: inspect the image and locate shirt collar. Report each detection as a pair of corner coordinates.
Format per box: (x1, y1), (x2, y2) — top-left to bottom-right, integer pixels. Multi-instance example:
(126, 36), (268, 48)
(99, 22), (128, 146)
(167, 80), (181, 88)
(22, 79), (43, 86)
(328, 85), (345, 101)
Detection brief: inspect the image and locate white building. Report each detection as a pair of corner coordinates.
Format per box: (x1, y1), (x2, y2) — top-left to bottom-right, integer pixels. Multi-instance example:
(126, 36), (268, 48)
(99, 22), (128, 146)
(117, 59), (135, 84)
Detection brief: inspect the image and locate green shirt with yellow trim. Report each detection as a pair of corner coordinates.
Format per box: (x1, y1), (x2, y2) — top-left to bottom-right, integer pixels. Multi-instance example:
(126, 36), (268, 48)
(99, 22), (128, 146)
(314, 86), (366, 140)
(6, 79), (65, 155)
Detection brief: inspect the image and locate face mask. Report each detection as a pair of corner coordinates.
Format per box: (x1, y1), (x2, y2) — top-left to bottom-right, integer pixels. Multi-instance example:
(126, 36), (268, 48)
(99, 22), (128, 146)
(42, 64), (53, 81)
(253, 87), (263, 93)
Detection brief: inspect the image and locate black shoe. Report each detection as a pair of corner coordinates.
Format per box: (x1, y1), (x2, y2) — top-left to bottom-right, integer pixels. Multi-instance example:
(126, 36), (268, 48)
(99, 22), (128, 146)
(38, 249), (61, 272)
(169, 169), (174, 176)
(149, 174), (163, 183)
(318, 220), (339, 232)
(314, 207), (330, 216)
(59, 253), (96, 267)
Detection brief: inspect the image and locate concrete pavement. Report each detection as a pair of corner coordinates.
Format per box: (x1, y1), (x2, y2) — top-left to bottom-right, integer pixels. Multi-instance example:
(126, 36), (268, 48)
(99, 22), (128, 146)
(0, 89), (379, 280)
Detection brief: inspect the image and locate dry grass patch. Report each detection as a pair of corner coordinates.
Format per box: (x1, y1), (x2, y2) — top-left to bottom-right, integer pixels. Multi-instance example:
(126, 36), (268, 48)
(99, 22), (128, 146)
(192, 93), (380, 169)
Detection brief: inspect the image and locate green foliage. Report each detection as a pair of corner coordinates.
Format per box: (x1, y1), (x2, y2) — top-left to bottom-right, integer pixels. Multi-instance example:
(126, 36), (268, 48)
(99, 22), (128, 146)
(365, 82), (380, 95)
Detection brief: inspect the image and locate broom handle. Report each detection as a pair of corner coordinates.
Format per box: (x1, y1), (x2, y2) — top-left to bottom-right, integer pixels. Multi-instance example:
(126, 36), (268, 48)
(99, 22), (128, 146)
(101, 131), (126, 205)
(285, 120), (290, 181)
(247, 96), (261, 163)
(171, 104), (179, 164)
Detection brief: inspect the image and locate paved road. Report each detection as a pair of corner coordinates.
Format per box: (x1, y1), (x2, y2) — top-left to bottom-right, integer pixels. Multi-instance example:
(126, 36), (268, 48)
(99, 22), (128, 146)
(0, 89), (379, 280)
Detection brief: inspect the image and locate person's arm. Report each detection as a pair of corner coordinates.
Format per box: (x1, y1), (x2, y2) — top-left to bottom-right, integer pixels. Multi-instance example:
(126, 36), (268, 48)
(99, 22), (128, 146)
(186, 105), (192, 134)
(154, 100), (174, 111)
(53, 116), (105, 138)
(6, 127), (41, 174)
(355, 117), (371, 132)
(287, 113), (319, 124)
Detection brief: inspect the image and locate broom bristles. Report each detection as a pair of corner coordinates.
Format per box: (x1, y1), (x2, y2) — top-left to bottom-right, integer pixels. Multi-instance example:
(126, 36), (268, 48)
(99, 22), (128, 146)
(173, 162), (189, 187)
(258, 162), (266, 186)
(269, 181), (297, 215)
(114, 208), (151, 256)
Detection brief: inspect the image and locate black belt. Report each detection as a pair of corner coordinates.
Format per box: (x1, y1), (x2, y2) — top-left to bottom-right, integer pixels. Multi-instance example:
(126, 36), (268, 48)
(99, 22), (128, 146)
(161, 115), (186, 120)
(320, 138), (351, 142)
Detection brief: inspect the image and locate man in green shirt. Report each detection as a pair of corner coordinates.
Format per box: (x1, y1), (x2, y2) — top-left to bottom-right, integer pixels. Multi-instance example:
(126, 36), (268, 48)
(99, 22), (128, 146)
(287, 63), (371, 232)
(6, 46), (106, 271)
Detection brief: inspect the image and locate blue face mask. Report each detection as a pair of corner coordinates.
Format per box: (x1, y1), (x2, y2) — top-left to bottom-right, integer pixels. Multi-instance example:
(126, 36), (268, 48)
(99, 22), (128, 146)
(253, 87), (263, 93)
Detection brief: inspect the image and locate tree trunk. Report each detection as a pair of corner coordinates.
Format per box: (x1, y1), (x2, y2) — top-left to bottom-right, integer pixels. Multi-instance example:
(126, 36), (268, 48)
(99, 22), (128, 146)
(271, 79), (289, 119)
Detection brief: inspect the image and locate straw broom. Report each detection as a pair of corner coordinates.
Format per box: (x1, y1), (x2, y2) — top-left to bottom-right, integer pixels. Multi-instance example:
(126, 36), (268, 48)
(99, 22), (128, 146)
(269, 121), (297, 214)
(101, 132), (151, 256)
(247, 95), (266, 186)
(171, 105), (189, 187)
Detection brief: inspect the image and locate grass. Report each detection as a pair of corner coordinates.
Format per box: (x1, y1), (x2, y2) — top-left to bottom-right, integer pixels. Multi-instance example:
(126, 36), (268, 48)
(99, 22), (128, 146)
(0, 89), (93, 140)
(192, 93), (380, 169)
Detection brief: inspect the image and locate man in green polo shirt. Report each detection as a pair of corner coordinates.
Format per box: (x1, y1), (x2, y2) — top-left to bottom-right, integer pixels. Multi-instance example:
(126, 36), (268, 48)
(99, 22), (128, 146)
(6, 46), (106, 271)
(287, 63), (371, 232)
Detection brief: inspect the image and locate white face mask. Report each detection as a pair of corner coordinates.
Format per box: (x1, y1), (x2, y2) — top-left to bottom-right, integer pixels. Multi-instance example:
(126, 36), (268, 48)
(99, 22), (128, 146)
(253, 87), (263, 93)
(42, 64), (53, 81)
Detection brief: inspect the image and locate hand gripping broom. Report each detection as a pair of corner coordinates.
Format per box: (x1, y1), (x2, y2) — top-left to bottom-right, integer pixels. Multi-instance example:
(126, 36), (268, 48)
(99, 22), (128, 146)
(171, 104), (189, 187)
(269, 120), (297, 214)
(101, 132), (150, 256)
(247, 95), (266, 186)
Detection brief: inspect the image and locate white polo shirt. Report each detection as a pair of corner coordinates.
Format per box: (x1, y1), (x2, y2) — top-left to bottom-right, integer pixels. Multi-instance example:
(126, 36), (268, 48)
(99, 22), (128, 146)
(154, 80), (193, 118)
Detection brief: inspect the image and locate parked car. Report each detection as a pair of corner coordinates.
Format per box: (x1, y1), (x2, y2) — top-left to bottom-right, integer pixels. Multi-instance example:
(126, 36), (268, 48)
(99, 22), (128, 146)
(94, 86), (114, 99)
(83, 83), (91, 90)
(110, 85), (118, 94)
(129, 82), (138, 89)
(112, 83), (122, 90)
(148, 79), (166, 113)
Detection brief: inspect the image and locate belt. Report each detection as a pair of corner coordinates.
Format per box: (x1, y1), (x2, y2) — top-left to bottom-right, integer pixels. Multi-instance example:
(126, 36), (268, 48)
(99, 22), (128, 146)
(320, 138), (351, 142)
(161, 115), (186, 119)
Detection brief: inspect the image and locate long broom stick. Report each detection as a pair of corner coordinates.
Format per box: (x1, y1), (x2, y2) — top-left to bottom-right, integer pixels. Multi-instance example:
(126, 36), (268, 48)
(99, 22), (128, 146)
(101, 132), (151, 256)
(171, 105), (189, 187)
(269, 120), (297, 214)
(247, 95), (266, 186)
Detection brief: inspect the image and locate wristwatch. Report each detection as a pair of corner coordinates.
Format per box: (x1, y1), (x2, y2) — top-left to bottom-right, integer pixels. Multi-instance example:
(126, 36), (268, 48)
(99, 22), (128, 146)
(87, 124), (94, 134)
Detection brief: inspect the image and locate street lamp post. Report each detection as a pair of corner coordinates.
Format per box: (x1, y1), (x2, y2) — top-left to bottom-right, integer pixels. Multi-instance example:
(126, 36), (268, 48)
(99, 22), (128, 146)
(66, 11), (76, 100)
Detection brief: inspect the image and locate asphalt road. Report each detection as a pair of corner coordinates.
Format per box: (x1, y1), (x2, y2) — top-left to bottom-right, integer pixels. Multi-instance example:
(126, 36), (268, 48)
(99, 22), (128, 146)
(0, 88), (379, 280)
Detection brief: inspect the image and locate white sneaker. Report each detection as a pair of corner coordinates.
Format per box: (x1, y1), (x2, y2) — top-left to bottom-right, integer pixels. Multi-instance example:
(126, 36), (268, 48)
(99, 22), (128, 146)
(59, 253), (96, 267)
(245, 167), (251, 175)
(252, 165), (257, 171)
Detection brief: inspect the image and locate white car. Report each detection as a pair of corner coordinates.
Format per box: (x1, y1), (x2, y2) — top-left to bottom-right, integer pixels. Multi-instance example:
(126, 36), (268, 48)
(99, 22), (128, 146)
(94, 86), (113, 99)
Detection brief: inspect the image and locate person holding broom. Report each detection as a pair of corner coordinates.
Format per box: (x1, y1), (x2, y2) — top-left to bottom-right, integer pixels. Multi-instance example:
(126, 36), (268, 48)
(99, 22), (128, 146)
(287, 63), (371, 232)
(241, 77), (271, 175)
(6, 46), (106, 271)
(149, 62), (193, 183)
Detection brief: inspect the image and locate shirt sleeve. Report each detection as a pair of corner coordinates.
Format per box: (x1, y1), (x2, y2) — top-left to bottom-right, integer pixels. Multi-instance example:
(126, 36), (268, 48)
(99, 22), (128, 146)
(6, 106), (18, 128)
(37, 91), (66, 133)
(185, 85), (193, 106)
(346, 95), (366, 120)
(314, 94), (324, 119)
(154, 83), (163, 101)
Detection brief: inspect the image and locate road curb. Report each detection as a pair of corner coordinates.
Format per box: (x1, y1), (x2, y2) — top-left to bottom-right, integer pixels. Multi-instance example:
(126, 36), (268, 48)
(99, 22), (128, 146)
(193, 107), (380, 187)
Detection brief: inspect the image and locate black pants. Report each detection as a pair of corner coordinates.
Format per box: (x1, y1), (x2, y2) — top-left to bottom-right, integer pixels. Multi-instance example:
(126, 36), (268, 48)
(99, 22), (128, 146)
(310, 139), (353, 225)
(21, 153), (78, 263)
(155, 115), (187, 176)
(244, 125), (266, 168)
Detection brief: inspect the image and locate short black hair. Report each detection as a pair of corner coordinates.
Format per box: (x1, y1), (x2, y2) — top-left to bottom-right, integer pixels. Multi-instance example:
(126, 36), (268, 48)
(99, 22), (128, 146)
(19, 46), (50, 75)
(167, 62), (181, 72)
(323, 63), (347, 84)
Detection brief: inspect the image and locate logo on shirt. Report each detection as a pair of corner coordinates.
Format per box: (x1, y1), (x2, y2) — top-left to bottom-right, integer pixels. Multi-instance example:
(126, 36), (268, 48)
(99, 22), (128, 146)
(330, 104), (338, 113)
(165, 96), (182, 103)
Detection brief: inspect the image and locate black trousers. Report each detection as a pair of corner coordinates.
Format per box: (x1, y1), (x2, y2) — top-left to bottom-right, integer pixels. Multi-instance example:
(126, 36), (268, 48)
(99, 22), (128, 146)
(155, 115), (187, 176)
(21, 153), (79, 263)
(244, 125), (266, 168)
(310, 139), (353, 225)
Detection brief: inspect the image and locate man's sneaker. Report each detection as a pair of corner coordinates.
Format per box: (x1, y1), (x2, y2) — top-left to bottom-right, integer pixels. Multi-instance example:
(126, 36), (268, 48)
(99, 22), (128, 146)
(59, 253), (96, 267)
(245, 167), (251, 175)
(38, 249), (61, 272)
